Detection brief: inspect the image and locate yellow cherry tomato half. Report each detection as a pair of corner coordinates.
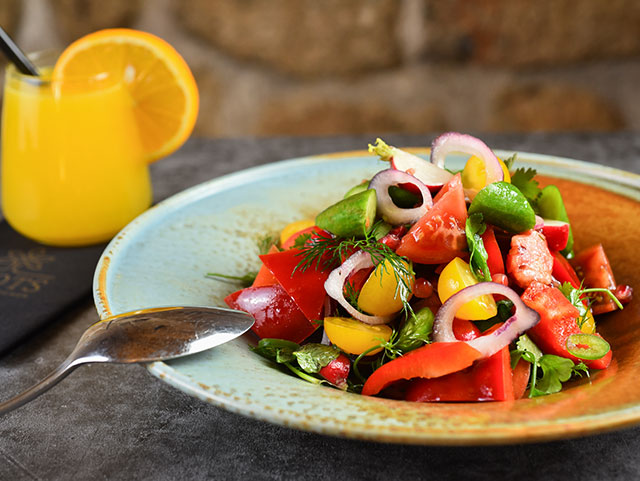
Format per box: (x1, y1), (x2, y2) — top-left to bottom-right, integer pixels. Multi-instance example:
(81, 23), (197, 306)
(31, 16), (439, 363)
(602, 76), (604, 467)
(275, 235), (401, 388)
(357, 258), (415, 316)
(324, 316), (393, 356)
(279, 218), (315, 246)
(461, 155), (511, 192)
(437, 257), (497, 320)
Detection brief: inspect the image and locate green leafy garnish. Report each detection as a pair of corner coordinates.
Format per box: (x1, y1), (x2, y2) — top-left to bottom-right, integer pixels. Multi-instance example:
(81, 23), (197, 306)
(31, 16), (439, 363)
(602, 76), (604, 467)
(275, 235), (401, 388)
(511, 334), (589, 398)
(205, 271), (257, 287)
(558, 282), (623, 329)
(352, 307), (433, 382)
(511, 167), (542, 207)
(253, 338), (299, 364)
(465, 213), (491, 282)
(503, 153), (517, 171)
(293, 344), (341, 374)
(257, 233), (279, 255)
(293, 232), (312, 249)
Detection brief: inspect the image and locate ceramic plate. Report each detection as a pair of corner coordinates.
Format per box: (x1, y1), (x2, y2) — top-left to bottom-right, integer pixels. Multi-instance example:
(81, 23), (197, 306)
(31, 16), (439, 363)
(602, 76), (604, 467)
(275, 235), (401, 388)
(93, 149), (640, 445)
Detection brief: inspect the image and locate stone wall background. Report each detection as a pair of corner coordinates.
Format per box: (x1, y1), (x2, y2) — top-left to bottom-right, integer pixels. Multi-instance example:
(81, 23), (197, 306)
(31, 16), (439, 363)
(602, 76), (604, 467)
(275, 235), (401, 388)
(3, 0), (640, 138)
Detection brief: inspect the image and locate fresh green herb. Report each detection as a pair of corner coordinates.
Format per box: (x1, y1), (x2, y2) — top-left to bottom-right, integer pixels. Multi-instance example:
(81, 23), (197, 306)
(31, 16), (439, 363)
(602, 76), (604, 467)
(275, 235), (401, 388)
(293, 232), (312, 249)
(257, 233), (279, 255)
(252, 338), (300, 364)
(252, 339), (333, 386)
(293, 343), (341, 374)
(393, 307), (434, 353)
(343, 278), (360, 309)
(352, 308), (433, 382)
(511, 167), (542, 207)
(205, 271), (257, 287)
(511, 334), (589, 398)
(503, 153), (517, 171)
(294, 225), (415, 314)
(465, 213), (491, 282)
(558, 282), (623, 328)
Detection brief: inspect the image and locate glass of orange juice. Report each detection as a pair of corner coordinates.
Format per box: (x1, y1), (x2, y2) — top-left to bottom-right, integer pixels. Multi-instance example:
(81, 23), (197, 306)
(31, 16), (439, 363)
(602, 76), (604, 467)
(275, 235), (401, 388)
(1, 50), (152, 246)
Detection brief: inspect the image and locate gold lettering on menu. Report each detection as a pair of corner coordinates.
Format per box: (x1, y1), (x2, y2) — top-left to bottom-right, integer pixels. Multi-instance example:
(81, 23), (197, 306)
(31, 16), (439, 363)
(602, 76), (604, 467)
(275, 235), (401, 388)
(0, 248), (55, 298)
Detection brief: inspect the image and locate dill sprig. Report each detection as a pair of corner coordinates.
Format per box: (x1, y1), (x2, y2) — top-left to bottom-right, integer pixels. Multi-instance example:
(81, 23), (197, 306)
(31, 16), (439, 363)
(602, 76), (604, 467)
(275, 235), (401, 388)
(293, 224), (415, 315)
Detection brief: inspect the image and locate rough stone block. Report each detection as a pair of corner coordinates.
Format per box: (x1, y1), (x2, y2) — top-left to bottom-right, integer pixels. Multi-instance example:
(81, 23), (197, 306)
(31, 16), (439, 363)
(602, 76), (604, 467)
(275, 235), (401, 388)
(491, 83), (625, 131)
(174, 0), (401, 77)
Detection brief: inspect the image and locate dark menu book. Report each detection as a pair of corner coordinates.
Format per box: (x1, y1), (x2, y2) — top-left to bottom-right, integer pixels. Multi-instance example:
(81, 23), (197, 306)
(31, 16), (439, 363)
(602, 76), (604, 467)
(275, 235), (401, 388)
(0, 221), (107, 355)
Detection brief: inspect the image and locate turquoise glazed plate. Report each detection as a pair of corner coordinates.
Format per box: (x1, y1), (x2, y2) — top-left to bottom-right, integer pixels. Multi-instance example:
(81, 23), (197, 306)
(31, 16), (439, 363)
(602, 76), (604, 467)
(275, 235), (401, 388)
(94, 149), (640, 445)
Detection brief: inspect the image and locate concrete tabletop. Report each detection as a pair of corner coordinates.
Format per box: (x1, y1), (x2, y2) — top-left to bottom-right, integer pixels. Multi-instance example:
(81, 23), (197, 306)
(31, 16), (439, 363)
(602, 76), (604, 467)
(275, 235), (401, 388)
(1, 133), (640, 481)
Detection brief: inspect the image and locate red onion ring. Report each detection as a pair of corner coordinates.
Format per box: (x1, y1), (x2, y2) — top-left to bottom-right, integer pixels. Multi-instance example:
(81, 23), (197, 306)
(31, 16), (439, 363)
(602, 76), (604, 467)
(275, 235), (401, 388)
(433, 282), (540, 357)
(534, 215), (544, 230)
(369, 169), (433, 225)
(389, 148), (453, 189)
(324, 251), (394, 325)
(430, 132), (504, 185)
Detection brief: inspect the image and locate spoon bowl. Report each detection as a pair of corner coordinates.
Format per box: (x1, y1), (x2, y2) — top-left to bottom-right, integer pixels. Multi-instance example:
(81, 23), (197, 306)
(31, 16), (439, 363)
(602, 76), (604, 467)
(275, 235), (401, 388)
(0, 306), (254, 415)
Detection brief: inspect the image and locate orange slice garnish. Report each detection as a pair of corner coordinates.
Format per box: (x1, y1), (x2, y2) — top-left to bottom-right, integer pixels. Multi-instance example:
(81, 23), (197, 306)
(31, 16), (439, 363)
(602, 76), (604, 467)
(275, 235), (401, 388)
(53, 28), (199, 162)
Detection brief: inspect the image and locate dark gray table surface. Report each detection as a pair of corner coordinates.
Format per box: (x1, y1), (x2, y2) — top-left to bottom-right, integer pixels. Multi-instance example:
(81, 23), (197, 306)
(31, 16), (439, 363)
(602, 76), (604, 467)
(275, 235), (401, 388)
(2, 133), (640, 481)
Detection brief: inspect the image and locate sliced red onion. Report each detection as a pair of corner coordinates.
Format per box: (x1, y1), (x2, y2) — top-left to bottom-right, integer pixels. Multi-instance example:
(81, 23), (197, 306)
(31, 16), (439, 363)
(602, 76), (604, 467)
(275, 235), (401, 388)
(324, 250), (393, 325)
(430, 132), (504, 185)
(390, 148), (453, 189)
(433, 282), (540, 358)
(369, 169), (433, 225)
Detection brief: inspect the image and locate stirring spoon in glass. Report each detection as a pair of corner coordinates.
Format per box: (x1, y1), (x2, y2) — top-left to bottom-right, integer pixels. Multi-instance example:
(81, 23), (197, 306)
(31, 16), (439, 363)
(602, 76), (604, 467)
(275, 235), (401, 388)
(0, 306), (254, 415)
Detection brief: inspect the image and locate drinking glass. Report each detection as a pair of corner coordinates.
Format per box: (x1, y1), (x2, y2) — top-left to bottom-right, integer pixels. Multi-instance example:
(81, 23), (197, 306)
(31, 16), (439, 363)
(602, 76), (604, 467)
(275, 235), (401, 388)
(1, 50), (151, 246)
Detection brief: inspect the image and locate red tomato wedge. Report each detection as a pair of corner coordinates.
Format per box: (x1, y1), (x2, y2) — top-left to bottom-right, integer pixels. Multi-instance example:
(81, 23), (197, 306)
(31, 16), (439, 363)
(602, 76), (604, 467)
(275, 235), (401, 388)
(522, 281), (612, 369)
(396, 174), (468, 264)
(405, 346), (514, 402)
(361, 342), (482, 396)
(551, 251), (581, 288)
(572, 244), (618, 315)
(512, 358), (531, 400)
(225, 284), (316, 343)
(259, 248), (331, 321)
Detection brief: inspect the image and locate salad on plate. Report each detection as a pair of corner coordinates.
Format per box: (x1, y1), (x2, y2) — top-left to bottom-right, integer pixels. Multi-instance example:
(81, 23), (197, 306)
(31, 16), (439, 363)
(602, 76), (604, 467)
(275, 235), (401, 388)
(213, 132), (632, 402)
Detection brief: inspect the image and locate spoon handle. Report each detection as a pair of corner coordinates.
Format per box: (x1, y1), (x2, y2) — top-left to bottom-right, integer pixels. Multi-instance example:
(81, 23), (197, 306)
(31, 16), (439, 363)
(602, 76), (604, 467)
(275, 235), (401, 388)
(0, 360), (78, 415)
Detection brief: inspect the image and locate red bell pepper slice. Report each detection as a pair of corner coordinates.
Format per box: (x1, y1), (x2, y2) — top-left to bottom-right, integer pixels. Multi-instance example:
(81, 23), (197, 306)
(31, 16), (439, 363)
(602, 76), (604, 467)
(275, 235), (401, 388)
(522, 281), (612, 369)
(252, 245), (279, 287)
(396, 174), (468, 264)
(224, 284), (316, 343)
(405, 346), (514, 402)
(572, 244), (618, 315)
(481, 226), (504, 275)
(361, 342), (482, 396)
(259, 247), (331, 321)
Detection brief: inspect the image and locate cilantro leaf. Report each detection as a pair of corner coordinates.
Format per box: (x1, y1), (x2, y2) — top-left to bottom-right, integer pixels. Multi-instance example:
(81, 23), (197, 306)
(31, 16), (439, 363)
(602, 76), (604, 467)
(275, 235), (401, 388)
(465, 213), (491, 282)
(257, 233), (279, 255)
(532, 355), (574, 396)
(511, 167), (542, 207)
(293, 343), (341, 374)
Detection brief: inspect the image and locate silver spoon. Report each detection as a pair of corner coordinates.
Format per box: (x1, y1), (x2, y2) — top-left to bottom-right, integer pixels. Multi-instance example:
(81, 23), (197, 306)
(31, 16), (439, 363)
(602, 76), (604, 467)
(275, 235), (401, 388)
(0, 306), (254, 415)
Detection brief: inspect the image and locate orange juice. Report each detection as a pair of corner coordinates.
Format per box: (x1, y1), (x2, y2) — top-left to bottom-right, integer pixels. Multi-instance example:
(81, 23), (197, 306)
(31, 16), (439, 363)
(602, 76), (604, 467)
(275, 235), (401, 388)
(1, 51), (151, 246)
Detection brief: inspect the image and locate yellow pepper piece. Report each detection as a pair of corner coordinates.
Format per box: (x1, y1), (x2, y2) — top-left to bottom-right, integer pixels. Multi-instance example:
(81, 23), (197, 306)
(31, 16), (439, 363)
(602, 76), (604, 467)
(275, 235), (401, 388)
(461, 155), (511, 192)
(437, 257), (497, 320)
(580, 309), (596, 334)
(324, 316), (393, 355)
(279, 218), (315, 245)
(357, 258), (414, 316)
